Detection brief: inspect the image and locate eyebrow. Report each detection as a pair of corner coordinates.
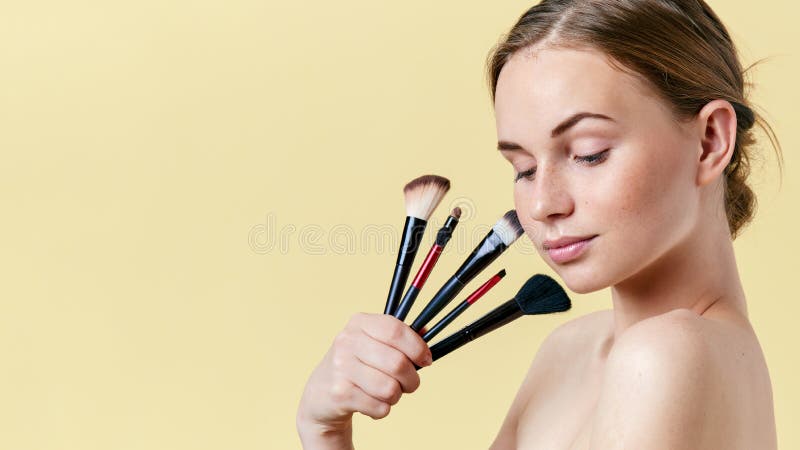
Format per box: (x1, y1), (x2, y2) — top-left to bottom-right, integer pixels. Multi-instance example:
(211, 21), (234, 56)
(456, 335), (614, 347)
(497, 112), (615, 152)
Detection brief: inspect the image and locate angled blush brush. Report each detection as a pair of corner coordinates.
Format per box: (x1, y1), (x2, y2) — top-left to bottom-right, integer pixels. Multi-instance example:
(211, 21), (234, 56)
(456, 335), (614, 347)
(409, 210), (523, 332)
(383, 175), (450, 316)
(415, 274), (571, 370)
(392, 207), (462, 321)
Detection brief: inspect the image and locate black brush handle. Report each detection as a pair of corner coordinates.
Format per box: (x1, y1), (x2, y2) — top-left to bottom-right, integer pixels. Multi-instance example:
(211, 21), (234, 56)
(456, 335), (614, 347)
(410, 275), (465, 332)
(394, 285), (421, 321)
(455, 231), (506, 282)
(394, 217), (458, 321)
(409, 231), (508, 330)
(414, 299), (522, 370)
(421, 299), (469, 342)
(457, 299), (523, 342)
(383, 216), (426, 315)
(385, 267), (412, 315)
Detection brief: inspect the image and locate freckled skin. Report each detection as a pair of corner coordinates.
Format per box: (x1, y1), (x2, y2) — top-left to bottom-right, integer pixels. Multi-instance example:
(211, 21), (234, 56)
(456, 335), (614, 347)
(495, 46), (700, 294)
(490, 45), (777, 449)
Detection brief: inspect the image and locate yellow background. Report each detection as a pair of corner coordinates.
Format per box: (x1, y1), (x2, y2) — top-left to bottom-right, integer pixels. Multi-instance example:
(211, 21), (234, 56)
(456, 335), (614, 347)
(0, 1), (796, 448)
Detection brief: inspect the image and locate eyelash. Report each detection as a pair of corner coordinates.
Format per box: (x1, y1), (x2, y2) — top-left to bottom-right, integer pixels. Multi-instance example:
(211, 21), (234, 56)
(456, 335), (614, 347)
(514, 148), (611, 183)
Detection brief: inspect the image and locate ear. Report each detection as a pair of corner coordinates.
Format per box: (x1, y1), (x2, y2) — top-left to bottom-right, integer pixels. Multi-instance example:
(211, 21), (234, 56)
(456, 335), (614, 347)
(695, 99), (737, 187)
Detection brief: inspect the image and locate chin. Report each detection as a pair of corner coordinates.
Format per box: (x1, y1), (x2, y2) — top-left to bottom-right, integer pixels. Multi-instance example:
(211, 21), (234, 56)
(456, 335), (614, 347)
(549, 261), (611, 294)
(561, 277), (606, 294)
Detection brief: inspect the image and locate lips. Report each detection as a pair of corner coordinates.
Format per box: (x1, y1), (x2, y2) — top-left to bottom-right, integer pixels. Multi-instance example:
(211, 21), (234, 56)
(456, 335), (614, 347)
(542, 235), (598, 264)
(543, 235), (598, 250)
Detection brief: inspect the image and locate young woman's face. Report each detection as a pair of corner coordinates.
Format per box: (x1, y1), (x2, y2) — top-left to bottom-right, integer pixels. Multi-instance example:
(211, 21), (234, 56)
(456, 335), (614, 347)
(494, 46), (702, 293)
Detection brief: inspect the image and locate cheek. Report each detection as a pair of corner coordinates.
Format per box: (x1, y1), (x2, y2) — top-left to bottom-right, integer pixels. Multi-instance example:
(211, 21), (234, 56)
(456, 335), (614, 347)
(593, 143), (695, 242)
(594, 174), (652, 240)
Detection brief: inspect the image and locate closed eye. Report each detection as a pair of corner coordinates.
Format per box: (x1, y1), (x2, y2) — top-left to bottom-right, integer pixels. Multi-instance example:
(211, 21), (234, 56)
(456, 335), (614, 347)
(513, 149), (610, 183)
(575, 148), (611, 165)
(514, 167), (536, 183)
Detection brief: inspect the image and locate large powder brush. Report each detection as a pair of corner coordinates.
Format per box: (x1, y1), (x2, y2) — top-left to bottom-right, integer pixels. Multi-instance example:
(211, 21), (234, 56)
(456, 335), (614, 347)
(383, 175), (450, 316)
(416, 274), (571, 369)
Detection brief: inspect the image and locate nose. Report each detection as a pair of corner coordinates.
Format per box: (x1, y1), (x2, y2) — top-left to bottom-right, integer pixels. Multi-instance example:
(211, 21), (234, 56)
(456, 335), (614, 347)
(527, 163), (574, 222)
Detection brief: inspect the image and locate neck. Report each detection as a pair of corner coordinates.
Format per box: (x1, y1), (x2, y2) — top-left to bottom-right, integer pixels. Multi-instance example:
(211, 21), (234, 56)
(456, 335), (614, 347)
(609, 218), (748, 343)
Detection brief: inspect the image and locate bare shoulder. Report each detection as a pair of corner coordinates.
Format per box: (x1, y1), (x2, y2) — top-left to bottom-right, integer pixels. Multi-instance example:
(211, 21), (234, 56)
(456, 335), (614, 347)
(606, 308), (712, 363)
(540, 308), (614, 357)
(551, 307), (613, 338)
(488, 310), (612, 449)
(590, 308), (777, 450)
(508, 308), (614, 383)
(607, 307), (767, 375)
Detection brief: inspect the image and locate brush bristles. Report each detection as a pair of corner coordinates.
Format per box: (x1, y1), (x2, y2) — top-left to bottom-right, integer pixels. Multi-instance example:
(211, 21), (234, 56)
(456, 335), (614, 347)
(492, 209), (524, 246)
(452, 207), (462, 220)
(404, 175), (450, 220)
(515, 274), (571, 315)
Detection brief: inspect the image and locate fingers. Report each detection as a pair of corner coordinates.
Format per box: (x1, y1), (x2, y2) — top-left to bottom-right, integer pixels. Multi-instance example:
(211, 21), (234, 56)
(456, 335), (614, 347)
(352, 333), (421, 394)
(329, 379), (391, 420)
(349, 358), (406, 404)
(312, 312), (431, 424)
(351, 313), (433, 368)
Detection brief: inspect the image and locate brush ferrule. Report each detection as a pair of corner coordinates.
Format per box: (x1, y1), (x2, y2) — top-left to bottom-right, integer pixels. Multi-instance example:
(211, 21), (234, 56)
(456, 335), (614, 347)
(396, 216), (427, 266)
(434, 227), (453, 247)
(434, 215), (459, 247)
(466, 299), (523, 338)
(454, 231), (507, 282)
(444, 215), (459, 230)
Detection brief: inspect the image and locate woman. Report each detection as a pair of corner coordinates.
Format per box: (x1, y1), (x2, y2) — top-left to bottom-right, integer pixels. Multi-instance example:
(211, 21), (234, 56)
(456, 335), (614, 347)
(297, 0), (781, 448)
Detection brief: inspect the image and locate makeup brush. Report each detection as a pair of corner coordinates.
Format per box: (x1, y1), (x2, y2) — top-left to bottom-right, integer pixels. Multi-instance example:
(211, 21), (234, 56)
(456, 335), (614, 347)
(392, 207), (462, 321)
(421, 269), (506, 342)
(410, 210), (523, 332)
(415, 274), (571, 369)
(383, 175), (450, 316)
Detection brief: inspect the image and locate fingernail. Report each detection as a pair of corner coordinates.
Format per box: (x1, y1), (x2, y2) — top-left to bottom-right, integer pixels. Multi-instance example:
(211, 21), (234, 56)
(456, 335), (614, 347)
(424, 352), (433, 366)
